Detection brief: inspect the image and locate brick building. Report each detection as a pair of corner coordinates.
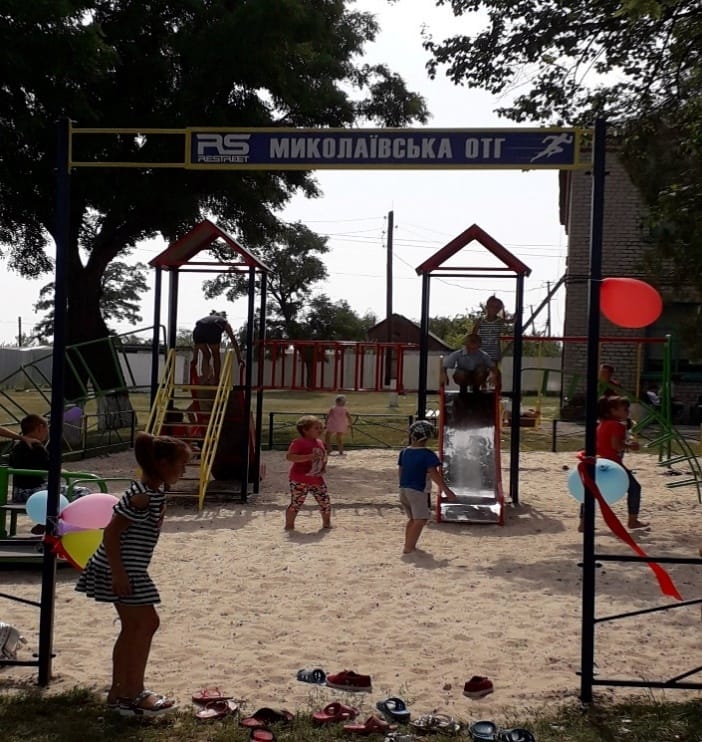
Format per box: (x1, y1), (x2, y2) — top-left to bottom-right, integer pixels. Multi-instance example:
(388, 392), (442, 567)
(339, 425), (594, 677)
(559, 149), (702, 417)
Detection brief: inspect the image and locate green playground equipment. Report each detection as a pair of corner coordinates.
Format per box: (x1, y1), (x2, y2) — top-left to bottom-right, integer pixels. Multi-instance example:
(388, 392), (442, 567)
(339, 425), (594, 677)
(0, 326), (163, 453)
(631, 335), (702, 502)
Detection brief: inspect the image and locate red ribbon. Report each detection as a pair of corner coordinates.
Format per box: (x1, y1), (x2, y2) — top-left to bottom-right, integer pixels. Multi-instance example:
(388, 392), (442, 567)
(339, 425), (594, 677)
(578, 459), (682, 601)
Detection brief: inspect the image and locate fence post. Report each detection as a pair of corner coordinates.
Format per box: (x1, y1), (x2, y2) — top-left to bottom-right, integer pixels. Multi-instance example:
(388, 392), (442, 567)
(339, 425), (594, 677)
(268, 412), (274, 450)
(551, 419), (558, 453)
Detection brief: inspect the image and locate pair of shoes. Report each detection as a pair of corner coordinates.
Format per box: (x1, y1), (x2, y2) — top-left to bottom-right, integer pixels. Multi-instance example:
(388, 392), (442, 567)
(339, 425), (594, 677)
(296, 667), (326, 684)
(117, 689), (177, 718)
(469, 721), (536, 741)
(376, 697), (411, 722)
(313, 702), (359, 725)
(240, 708), (294, 728)
(195, 699), (238, 720)
(326, 670), (372, 692)
(344, 714), (393, 735)
(409, 714), (460, 735)
(250, 730), (277, 741)
(463, 675), (494, 699)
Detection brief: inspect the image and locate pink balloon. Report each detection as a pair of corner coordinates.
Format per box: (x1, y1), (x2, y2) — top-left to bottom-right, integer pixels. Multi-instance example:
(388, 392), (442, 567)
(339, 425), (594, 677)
(600, 277), (662, 328)
(59, 493), (119, 530)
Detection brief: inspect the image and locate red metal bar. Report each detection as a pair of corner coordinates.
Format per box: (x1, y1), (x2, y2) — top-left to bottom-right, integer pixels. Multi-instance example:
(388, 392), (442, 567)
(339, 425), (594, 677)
(501, 336), (668, 343)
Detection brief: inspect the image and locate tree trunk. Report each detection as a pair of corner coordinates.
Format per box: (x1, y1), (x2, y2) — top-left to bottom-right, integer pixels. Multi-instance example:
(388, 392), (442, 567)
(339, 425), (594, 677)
(63, 265), (132, 410)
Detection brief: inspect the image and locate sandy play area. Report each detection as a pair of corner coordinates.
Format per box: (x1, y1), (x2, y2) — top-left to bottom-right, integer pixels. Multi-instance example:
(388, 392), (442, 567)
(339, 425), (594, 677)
(1, 447), (701, 718)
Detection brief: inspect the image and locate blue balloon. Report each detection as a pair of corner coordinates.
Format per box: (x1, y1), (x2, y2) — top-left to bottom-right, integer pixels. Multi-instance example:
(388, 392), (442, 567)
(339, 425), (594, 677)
(25, 490), (70, 525)
(567, 459), (629, 504)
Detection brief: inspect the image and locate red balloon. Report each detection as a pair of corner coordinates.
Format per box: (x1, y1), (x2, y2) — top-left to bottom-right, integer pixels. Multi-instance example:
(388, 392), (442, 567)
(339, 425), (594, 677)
(600, 277), (663, 328)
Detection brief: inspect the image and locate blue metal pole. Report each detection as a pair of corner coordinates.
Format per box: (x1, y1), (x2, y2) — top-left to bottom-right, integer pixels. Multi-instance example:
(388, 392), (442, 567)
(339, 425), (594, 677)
(417, 273), (431, 419)
(38, 118), (71, 685)
(580, 118), (607, 704)
(509, 274), (525, 505)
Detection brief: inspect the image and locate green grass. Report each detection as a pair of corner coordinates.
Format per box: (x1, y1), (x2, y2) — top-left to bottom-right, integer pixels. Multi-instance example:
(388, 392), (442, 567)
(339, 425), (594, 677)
(1, 688), (702, 741)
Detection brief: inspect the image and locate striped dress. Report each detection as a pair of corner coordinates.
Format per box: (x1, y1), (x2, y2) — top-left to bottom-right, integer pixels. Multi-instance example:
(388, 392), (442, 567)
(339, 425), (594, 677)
(75, 481), (165, 605)
(476, 317), (504, 363)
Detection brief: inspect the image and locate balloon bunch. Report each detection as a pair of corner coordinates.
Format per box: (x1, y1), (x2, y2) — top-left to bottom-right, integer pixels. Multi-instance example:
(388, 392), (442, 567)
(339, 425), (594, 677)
(25, 490), (119, 570)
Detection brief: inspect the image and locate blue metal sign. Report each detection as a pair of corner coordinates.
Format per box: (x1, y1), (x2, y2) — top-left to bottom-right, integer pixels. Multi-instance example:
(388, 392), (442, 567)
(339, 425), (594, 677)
(186, 128), (586, 170)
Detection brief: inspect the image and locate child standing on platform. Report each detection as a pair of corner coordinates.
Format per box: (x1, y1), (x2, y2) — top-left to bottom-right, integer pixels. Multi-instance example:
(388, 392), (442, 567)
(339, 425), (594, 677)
(324, 394), (353, 455)
(398, 420), (456, 554)
(285, 415), (330, 530)
(472, 295), (507, 388)
(75, 433), (191, 717)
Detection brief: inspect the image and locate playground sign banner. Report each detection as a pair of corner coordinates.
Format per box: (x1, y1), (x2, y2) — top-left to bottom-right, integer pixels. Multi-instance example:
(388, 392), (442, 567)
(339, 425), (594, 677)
(186, 127), (586, 170)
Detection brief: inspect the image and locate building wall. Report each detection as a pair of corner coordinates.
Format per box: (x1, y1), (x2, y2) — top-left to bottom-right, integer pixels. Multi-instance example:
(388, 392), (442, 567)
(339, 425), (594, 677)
(563, 150), (661, 401)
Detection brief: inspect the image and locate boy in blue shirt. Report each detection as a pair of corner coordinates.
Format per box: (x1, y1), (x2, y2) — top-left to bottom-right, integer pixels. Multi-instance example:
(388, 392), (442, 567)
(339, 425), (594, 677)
(398, 420), (456, 554)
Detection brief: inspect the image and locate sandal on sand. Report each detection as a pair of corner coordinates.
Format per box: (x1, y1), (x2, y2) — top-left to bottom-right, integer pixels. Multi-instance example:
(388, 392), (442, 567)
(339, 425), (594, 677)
(468, 720), (498, 741)
(344, 714), (393, 735)
(192, 687), (233, 704)
(297, 667), (327, 684)
(313, 701), (359, 724)
(410, 714), (461, 736)
(118, 690), (177, 718)
(376, 697), (411, 722)
(195, 699), (238, 720)
(240, 708), (294, 728)
(497, 729), (536, 742)
(250, 729), (277, 741)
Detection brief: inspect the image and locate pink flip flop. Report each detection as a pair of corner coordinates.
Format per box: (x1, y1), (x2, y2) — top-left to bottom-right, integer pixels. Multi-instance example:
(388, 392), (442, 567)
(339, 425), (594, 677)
(192, 687), (233, 704)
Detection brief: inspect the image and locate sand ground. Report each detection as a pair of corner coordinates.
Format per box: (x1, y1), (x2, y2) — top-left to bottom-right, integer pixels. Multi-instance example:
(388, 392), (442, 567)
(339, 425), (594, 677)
(1, 447), (701, 721)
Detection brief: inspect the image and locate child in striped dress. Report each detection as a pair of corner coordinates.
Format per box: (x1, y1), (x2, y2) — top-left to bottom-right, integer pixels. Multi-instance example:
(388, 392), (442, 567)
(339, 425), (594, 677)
(76, 432), (191, 717)
(472, 295), (507, 389)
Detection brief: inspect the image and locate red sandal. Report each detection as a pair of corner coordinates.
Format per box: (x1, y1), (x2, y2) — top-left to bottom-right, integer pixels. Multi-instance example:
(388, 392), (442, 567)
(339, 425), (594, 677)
(343, 714), (393, 735)
(313, 701), (359, 725)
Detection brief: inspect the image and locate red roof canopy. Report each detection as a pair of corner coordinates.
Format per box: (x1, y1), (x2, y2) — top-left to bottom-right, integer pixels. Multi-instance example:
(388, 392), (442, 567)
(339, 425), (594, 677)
(415, 223), (531, 276)
(149, 219), (269, 272)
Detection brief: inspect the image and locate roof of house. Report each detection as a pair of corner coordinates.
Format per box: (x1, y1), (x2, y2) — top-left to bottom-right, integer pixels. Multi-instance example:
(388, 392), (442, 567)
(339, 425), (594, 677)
(368, 313), (452, 350)
(415, 223), (531, 276)
(149, 219), (269, 272)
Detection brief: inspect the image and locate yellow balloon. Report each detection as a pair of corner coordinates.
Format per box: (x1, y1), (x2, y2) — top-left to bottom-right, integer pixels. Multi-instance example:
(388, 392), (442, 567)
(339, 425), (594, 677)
(61, 529), (104, 569)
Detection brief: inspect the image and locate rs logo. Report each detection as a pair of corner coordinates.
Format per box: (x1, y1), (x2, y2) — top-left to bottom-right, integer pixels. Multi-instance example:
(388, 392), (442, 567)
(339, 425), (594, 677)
(196, 133), (251, 156)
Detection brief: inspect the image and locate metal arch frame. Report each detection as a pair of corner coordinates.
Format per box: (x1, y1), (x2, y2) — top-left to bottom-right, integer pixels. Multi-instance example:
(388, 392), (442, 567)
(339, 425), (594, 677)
(38, 118), (695, 708)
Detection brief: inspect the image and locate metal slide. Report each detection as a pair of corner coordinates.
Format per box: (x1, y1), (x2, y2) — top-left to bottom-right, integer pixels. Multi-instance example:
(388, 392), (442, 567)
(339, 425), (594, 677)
(437, 390), (504, 525)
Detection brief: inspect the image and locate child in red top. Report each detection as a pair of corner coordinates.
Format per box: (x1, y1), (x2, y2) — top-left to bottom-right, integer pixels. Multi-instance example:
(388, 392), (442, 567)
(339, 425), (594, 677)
(285, 415), (330, 531)
(596, 395), (649, 530)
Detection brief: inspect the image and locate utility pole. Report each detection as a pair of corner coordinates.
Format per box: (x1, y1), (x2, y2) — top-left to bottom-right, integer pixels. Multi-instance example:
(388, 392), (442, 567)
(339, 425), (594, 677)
(546, 281), (552, 336)
(385, 210), (394, 389)
(18, 317), (22, 348)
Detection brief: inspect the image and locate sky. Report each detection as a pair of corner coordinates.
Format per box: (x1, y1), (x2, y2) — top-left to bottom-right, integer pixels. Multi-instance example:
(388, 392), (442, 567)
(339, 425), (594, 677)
(0, 1), (568, 345)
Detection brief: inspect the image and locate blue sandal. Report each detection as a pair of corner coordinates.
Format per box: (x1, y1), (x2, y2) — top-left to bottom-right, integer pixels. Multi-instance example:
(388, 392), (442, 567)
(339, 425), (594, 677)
(376, 697), (411, 722)
(296, 668), (326, 684)
(497, 730), (536, 742)
(469, 720), (498, 741)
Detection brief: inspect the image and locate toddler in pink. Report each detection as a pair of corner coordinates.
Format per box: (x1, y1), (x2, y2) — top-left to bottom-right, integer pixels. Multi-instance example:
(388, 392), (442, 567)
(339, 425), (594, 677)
(324, 394), (353, 455)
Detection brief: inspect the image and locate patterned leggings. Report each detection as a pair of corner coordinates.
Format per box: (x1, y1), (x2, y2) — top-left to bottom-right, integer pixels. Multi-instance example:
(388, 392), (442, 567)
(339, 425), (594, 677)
(288, 481), (330, 514)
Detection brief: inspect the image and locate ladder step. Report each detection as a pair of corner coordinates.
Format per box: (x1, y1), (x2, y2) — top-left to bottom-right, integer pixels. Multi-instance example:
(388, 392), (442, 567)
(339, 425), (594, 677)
(666, 479), (699, 488)
(658, 456), (691, 467)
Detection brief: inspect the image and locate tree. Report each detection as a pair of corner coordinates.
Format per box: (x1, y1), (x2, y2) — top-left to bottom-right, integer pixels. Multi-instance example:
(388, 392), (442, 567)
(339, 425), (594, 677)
(300, 296), (376, 341)
(204, 221), (331, 337)
(32, 258), (149, 344)
(0, 1), (428, 399)
(429, 308), (561, 356)
(422, 1), (702, 304)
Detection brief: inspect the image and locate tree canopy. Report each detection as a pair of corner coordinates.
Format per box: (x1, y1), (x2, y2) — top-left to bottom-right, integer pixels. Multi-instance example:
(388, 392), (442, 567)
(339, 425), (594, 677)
(423, 1), (702, 300)
(0, 1), (428, 397)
